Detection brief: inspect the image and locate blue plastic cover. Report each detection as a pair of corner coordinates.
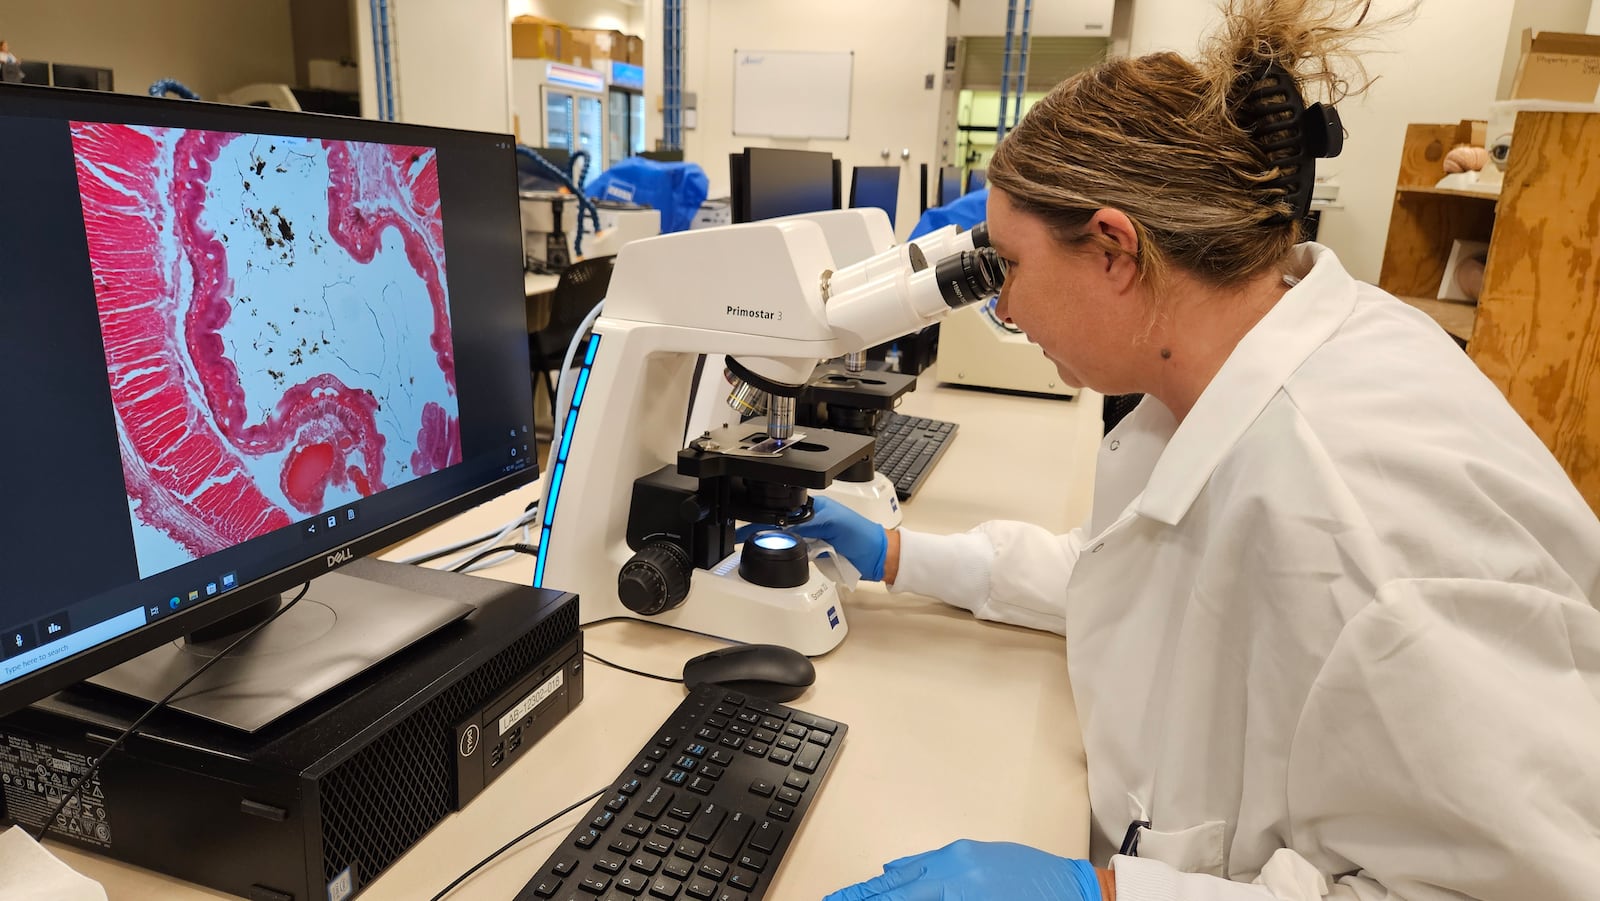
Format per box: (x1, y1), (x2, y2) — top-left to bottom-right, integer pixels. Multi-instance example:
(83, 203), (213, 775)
(584, 158), (710, 234)
(909, 188), (989, 239)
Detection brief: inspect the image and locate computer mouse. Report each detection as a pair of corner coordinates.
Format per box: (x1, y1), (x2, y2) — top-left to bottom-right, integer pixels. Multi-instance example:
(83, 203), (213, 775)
(681, 644), (815, 703)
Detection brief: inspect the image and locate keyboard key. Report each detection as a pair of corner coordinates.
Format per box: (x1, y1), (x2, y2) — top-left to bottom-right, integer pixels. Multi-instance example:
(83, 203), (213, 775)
(728, 869), (759, 892)
(577, 829), (602, 849)
(581, 873), (612, 893)
(736, 851), (768, 873)
(768, 749), (793, 766)
(655, 822), (683, 840)
(742, 742), (769, 757)
(610, 837), (640, 855)
(806, 731), (832, 747)
(748, 780), (775, 797)
(794, 745), (824, 773)
(758, 717), (785, 731)
(712, 892), (747, 901)
(607, 795), (629, 812)
(782, 723), (808, 740)
(708, 749), (735, 766)
(708, 811), (752, 861)
(783, 773), (810, 791)
(697, 860), (727, 881)
(629, 855), (662, 875)
(790, 713), (837, 734)
(688, 776), (716, 795)
(776, 787), (801, 805)
(644, 836), (674, 856)
(622, 821), (651, 837)
(553, 857), (579, 875)
(530, 876), (563, 897)
(688, 802), (726, 842)
(748, 820), (782, 854)
(635, 761), (657, 777)
(648, 876), (681, 898)
(685, 877), (720, 900)
(594, 854), (625, 874)
(699, 764), (725, 780)
(767, 802), (794, 822)
(674, 840), (705, 861)
(662, 859), (693, 881)
(637, 787), (673, 820)
(613, 872), (650, 896)
(668, 799), (700, 821)
(618, 779), (642, 796)
(752, 728), (778, 744)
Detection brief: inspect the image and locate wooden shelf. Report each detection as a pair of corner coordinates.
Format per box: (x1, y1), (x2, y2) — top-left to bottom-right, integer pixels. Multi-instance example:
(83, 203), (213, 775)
(1381, 113), (1600, 513)
(1399, 296), (1476, 343)
(1395, 185), (1500, 201)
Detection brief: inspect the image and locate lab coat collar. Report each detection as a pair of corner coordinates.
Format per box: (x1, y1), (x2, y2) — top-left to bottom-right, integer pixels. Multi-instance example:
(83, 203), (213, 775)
(1134, 243), (1357, 526)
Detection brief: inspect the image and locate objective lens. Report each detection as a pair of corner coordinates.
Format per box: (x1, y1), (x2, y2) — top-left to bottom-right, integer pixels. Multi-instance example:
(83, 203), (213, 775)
(933, 246), (1006, 309)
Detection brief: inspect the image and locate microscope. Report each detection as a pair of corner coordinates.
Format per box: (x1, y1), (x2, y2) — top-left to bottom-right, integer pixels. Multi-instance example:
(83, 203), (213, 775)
(533, 210), (1004, 654)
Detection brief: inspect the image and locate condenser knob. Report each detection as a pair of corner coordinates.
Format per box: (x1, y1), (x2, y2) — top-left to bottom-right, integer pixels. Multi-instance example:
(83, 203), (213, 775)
(618, 542), (692, 615)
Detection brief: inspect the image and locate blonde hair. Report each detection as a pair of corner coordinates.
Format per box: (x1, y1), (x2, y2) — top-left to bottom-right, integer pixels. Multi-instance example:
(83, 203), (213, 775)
(988, 0), (1408, 290)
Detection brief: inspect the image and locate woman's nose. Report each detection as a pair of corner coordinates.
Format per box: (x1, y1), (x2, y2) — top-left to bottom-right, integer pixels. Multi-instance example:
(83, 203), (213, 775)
(994, 285), (1014, 324)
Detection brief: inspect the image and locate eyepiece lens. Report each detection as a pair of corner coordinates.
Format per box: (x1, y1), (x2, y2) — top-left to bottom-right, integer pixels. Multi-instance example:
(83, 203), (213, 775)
(933, 246), (1007, 309)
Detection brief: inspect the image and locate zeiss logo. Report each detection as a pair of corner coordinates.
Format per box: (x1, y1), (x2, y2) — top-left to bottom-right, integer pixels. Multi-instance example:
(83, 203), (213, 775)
(326, 547), (355, 567)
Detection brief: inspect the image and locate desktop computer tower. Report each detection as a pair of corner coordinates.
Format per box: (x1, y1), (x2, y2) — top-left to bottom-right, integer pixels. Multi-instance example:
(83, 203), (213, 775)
(0, 559), (582, 901)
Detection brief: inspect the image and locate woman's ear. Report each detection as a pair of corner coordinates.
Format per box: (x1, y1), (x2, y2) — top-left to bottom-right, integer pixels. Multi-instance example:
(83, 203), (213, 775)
(1088, 208), (1141, 289)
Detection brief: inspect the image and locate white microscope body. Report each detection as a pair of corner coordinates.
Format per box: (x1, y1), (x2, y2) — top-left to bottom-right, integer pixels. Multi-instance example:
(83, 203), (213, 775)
(535, 211), (1002, 655)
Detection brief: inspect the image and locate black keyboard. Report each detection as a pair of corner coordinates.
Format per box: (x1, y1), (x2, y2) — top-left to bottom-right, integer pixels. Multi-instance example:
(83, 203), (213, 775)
(516, 685), (846, 901)
(873, 412), (958, 501)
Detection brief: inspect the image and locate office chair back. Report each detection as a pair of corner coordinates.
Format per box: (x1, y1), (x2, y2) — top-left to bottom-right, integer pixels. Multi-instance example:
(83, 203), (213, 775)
(531, 256), (615, 427)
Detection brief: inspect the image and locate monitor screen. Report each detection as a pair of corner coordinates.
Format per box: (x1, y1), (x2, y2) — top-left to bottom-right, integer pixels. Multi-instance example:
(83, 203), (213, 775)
(938, 165), (963, 207)
(848, 166), (900, 229)
(0, 86), (536, 715)
(967, 168), (987, 193)
(734, 147), (836, 223)
(639, 149), (684, 162)
(48, 63), (113, 92)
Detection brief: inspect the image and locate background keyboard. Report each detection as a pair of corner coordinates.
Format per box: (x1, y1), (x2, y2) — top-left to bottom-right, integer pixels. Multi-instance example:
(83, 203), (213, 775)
(873, 412), (958, 500)
(517, 685), (846, 901)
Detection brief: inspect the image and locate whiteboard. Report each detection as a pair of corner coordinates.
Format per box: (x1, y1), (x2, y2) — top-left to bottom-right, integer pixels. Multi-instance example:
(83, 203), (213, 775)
(732, 50), (853, 140)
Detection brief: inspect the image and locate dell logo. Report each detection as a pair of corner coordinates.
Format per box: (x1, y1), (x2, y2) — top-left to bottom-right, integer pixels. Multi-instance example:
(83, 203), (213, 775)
(326, 547), (354, 567)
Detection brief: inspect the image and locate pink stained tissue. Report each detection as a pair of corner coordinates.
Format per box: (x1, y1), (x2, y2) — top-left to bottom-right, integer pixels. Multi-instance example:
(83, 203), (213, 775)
(72, 122), (461, 579)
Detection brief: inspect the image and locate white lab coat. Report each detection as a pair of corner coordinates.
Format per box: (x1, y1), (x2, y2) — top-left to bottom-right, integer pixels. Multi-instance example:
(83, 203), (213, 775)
(891, 244), (1600, 900)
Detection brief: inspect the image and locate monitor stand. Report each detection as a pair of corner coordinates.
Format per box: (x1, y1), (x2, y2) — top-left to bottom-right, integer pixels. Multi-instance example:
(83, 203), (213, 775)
(87, 565), (472, 733)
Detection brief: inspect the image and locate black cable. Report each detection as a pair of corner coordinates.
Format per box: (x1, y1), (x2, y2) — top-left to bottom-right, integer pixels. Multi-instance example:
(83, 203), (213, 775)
(449, 542), (539, 573)
(583, 650), (682, 684)
(32, 582), (312, 842)
(427, 786), (607, 901)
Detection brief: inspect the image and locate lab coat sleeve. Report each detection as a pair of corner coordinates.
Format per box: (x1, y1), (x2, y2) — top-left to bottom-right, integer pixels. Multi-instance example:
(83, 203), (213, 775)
(888, 521), (1085, 635)
(1113, 577), (1600, 901)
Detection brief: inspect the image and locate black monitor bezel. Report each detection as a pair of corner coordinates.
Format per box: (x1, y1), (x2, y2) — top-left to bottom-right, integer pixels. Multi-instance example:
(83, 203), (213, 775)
(0, 85), (538, 716)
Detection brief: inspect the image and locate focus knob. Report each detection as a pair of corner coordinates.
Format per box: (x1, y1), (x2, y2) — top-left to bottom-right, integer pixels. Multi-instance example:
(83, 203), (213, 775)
(618, 542), (692, 615)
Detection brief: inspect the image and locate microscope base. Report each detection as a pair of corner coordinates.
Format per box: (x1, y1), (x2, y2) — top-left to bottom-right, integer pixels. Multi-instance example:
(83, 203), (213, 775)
(581, 550), (849, 656)
(822, 474), (902, 529)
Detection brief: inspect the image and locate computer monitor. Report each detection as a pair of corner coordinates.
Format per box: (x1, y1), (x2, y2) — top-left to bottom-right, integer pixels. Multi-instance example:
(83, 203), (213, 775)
(639, 149), (684, 162)
(18, 61), (49, 86)
(967, 168), (987, 193)
(0, 86), (536, 719)
(937, 165), (963, 206)
(518, 145), (573, 192)
(729, 146), (837, 223)
(48, 63), (113, 92)
(849, 165), (901, 229)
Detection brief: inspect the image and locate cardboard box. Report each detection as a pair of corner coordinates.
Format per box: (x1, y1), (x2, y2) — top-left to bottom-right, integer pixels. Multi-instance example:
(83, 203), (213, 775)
(570, 28), (627, 67)
(511, 15), (570, 61)
(624, 35), (644, 66)
(1511, 30), (1600, 103)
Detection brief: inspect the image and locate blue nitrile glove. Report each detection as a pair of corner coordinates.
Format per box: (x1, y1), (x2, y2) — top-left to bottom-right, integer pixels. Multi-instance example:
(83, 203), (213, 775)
(735, 495), (889, 581)
(824, 840), (1102, 901)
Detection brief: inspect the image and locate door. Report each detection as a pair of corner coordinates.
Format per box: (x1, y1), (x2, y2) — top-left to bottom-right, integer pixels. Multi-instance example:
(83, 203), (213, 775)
(542, 87), (575, 151)
(608, 88), (631, 168)
(576, 93), (605, 179)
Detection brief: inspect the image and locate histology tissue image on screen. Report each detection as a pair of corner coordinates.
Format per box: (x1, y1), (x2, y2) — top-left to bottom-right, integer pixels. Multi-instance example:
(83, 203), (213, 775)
(71, 123), (462, 579)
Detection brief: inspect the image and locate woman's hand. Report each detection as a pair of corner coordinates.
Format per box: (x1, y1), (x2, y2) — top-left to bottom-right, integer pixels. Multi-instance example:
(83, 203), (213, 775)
(736, 496), (891, 581)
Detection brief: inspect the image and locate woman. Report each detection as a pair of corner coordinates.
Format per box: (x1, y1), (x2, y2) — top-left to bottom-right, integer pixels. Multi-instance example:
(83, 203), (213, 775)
(809, 1), (1600, 899)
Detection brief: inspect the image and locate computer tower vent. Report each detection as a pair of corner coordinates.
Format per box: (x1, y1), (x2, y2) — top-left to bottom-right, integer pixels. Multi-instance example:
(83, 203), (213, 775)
(318, 600), (579, 888)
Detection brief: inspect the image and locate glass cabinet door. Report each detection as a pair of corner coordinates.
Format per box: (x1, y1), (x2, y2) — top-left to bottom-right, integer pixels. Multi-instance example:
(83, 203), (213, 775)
(543, 89), (574, 151)
(608, 88), (630, 167)
(576, 94), (604, 177)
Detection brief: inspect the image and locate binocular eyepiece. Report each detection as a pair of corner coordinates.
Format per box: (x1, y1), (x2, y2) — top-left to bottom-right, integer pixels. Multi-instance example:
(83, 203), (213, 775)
(934, 245), (1006, 310)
